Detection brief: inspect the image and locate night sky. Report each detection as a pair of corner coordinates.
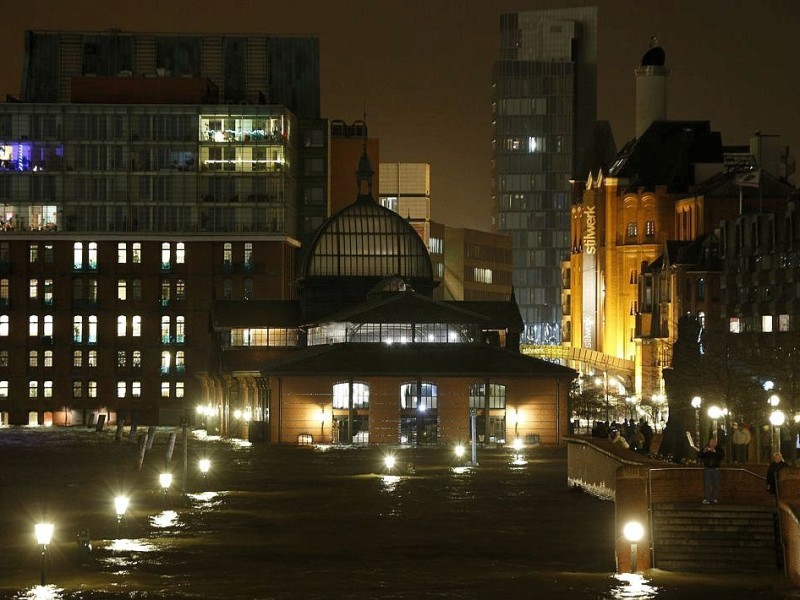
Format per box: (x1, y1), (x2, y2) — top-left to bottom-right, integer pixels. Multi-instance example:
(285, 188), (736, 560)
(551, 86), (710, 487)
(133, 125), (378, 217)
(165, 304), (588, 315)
(1, 0), (797, 231)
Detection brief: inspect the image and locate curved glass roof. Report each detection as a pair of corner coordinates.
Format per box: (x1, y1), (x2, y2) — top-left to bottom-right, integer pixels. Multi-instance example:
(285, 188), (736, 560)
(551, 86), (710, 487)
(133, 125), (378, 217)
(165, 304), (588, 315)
(304, 201), (433, 279)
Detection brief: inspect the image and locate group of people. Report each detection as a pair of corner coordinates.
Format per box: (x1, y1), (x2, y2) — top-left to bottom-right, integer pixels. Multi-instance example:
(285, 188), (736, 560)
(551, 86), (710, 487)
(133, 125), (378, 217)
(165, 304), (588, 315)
(594, 418), (654, 455)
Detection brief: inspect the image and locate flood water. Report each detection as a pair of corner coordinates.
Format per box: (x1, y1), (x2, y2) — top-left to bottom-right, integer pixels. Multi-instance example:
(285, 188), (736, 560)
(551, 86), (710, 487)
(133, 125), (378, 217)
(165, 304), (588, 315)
(0, 427), (796, 599)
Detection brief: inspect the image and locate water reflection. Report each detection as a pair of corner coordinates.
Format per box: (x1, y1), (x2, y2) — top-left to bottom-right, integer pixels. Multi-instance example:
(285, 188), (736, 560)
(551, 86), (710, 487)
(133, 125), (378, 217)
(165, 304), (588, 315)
(450, 466), (473, 475)
(150, 510), (179, 529)
(13, 585), (63, 600)
(607, 573), (659, 599)
(187, 491), (221, 507)
(510, 453), (528, 466)
(380, 474), (402, 492)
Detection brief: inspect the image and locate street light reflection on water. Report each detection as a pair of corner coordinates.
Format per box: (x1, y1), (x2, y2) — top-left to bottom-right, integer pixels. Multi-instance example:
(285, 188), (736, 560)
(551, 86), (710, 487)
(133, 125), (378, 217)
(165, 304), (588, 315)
(608, 573), (659, 599)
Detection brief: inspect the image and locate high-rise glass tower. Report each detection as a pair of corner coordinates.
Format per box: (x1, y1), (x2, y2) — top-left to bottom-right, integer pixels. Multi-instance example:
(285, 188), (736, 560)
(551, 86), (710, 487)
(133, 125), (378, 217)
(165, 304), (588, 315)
(491, 7), (598, 344)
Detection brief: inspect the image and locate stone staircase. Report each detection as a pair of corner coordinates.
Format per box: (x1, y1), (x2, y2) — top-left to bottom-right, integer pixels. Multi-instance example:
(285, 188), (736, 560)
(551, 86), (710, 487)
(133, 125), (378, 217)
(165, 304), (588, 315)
(652, 503), (782, 573)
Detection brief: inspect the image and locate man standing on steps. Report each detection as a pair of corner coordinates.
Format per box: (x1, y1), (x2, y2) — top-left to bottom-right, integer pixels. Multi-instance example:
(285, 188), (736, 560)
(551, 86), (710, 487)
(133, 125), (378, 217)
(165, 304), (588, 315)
(688, 433), (725, 504)
(766, 452), (788, 497)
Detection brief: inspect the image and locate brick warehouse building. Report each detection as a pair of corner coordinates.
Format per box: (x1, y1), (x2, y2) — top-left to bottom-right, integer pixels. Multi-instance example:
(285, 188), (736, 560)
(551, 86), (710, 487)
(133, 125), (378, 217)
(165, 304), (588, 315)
(203, 149), (575, 446)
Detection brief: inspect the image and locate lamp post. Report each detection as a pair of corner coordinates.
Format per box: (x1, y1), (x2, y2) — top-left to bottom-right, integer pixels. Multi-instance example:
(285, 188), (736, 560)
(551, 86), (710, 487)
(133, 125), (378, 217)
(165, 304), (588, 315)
(159, 472), (172, 509)
(626, 396), (638, 421)
(691, 396), (702, 447)
(198, 458), (211, 484)
(770, 409), (786, 455)
(507, 408), (519, 440)
(35, 522), (54, 585)
(114, 495), (129, 537)
(707, 405), (723, 442)
(651, 393), (666, 432)
(623, 520), (644, 573)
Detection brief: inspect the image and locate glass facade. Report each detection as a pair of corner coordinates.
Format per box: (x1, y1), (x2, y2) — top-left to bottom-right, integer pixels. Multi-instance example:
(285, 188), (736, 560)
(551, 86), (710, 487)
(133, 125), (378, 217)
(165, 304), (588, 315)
(492, 8), (597, 345)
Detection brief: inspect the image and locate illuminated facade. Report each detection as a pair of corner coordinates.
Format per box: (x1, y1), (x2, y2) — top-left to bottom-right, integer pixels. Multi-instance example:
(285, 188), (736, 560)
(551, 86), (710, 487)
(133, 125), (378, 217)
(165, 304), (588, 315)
(0, 29), (318, 426)
(206, 150), (575, 445)
(491, 7), (598, 345)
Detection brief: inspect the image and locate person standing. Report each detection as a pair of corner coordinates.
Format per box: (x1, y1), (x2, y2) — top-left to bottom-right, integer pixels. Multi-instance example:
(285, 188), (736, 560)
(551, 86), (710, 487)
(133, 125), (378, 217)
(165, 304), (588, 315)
(766, 452), (788, 497)
(732, 421), (751, 464)
(694, 437), (725, 504)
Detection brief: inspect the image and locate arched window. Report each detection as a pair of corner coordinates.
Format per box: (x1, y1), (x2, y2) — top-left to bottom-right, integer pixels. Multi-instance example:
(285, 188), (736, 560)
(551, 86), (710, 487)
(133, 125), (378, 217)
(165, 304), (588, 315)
(332, 382), (369, 409)
(400, 382), (438, 410)
(29, 315), (39, 337)
(117, 316), (127, 337)
(0, 315), (8, 336)
(87, 315), (98, 344)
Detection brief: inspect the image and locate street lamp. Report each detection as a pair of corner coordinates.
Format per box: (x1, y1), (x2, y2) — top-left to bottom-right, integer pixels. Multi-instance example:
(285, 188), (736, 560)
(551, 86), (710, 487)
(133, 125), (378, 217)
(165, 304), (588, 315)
(626, 396), (638, 421)
(770, 409), (786, 455)
(159, 472), (172, 509)
(35, 522), (54, 585)
(623, 520), (644, 573)
(114, 495), (129, 537)
(691, 396), (702, 447)
(198, 458), (211, 482)
(707, 405), (723, 442)
(383, 454), (396, 473)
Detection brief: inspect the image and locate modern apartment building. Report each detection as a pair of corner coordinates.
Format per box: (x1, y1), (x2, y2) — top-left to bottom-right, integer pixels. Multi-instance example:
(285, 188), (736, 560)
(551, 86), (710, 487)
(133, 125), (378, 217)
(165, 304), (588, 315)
(491, 7), (599, 346)
(0, 30), (319, 426)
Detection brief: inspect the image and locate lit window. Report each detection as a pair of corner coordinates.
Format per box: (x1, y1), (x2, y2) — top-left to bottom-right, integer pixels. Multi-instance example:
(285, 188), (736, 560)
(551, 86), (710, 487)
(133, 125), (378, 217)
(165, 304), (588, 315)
(132, 242), (141, 264)
(176, 316), (185, 344)
(117, 381), (126, 398)
(88, 279), (98, 302)
(0, 315), (8, 336)
(29, 350), (38, 367)
(0, 380), (7, 397)
(29, 243), (39, 263)
(43, 280), (53, 305)
(176, 242), (185, 264)
(223, 243), (232, 269)
(161, 382), (170, 398)
(244, 242), (253, 268)
(29, 315), (39, 337)
(29, 278), (39, 299)
(73, 380), (82, 398)
(175, 350), (185, 372)
(729, 317), (742, 333)
(73, 316), (83, 343)
(88, 242), (98, 269)
(29, 380), (38, 398)
(88, 350), (97, 367)
(132, 350), (142, 367)
(43, 315), (53, 337)
(117, 316), (127, 337)
(175, 381), (184, 398)
(175, 279), (185, 300)
(161, 280), (170, 305)
(779, 314), (790, 332)
(474, 268), (493, 284)
(117, 243), (127, 264)
(118, 280), (127, 300)
(132, 315), (141, 337)
(88, 380), (97, 398)
(626, 222), (638, 238)
(43, 350), (53, 367)
(117, 351), (126, 367)
(132, 381), (141, 398)
(0, 350), (7, 366)
(762, 315), (773, 333)
(161, 243), (171, 269)
(161, 316), (170, 343)
(73, 350), (83, 367)
(332, 382), (369, 409)
(88, 315), (98, 343)
(646, 221), (655, 237)
(161, 351), (171, 374)
(0, 279), (9, 304)
(43, 381), (53, 398)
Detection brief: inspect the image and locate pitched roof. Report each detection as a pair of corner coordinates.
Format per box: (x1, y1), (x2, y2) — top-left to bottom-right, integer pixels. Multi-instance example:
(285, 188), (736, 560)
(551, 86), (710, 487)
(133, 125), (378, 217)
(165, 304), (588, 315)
(260, 342), (576, 378)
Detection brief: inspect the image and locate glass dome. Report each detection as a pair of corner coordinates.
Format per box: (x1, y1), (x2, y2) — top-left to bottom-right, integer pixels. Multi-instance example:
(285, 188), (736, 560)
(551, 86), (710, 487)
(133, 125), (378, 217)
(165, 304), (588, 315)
(304, 200), (433, 280)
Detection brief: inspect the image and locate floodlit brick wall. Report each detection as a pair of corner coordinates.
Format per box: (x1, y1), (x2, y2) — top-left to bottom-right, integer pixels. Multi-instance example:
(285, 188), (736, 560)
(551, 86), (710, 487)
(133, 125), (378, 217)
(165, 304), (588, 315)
(778, 469), (800, 587)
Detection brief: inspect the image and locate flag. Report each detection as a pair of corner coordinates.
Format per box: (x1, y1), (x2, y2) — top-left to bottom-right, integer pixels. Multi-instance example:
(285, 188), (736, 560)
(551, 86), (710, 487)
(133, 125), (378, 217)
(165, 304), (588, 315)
(736, 169), (761, 188)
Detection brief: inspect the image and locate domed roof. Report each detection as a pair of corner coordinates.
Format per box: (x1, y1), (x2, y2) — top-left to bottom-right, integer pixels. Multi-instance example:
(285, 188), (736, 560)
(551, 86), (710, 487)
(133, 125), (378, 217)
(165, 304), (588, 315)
(302, 199), (433, 280)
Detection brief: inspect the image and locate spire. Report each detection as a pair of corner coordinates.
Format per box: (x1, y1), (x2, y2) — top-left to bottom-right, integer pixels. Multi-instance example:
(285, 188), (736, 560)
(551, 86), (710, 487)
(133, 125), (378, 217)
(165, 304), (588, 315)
(355, 113), (374, 203)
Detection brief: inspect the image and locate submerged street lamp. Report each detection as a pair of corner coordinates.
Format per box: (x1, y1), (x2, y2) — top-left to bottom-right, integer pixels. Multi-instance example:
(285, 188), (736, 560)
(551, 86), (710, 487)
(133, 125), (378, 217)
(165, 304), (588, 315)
(114, 495), (129, 537)
(35, 522), (54, 585)
(159, 472), (173, 509)
(198, 458), (211, 481)
(623, 520), (644, 573)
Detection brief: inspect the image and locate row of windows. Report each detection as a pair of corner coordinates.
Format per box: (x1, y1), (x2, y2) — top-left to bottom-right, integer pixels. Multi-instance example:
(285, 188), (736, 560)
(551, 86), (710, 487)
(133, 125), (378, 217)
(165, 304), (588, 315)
(0, 315), (186, 344)
(329, 382), (507, 410)
(14, 349), (185, 371)
(0, 379), (185, 399)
